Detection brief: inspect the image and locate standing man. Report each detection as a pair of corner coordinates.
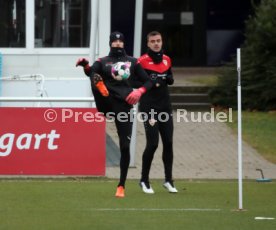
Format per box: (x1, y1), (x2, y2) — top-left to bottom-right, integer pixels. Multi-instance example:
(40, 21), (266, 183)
(137, 31), (178, 194)
(76, 31), (152, 198)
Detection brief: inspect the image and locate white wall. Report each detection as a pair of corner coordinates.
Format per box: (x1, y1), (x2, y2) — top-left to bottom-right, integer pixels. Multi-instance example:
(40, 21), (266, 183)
(1, 77), (93, 108)
(1, 54), (90, 78)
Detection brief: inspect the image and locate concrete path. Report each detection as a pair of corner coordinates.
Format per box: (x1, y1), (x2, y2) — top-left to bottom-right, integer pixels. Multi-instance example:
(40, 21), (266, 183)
(106, 112), (276, 180)
(105, 68), (276, 180)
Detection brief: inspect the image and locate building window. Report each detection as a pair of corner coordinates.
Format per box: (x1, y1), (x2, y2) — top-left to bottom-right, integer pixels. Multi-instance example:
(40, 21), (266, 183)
(0, 0), (26, 47)
(35, 0), (91, 47)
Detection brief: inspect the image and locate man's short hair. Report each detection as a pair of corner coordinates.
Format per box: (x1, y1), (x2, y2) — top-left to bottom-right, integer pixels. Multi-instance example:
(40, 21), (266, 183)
(147, 31), (162, 42)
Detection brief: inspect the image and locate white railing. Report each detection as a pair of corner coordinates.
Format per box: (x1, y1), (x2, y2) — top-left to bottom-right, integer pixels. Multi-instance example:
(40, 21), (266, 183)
(1, 73), (49, 106)
(1, 74), (46, 94)
(0, 97), (94, 102)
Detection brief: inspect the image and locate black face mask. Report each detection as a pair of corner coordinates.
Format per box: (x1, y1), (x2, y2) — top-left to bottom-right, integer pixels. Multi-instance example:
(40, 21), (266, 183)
(110, 47), (126, 57)
(148, 49), (163, 64)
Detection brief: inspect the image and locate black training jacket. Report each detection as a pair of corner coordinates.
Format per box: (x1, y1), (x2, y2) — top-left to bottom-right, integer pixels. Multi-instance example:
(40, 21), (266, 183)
(88, 48), (152, 101)
(137, 53), (174, 112)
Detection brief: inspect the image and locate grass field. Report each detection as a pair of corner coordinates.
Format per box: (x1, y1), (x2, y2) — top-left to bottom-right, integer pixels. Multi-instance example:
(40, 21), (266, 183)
(189, 73), (276, 164)
(227, 111), (276, 164)
(0, 179), (275, 230)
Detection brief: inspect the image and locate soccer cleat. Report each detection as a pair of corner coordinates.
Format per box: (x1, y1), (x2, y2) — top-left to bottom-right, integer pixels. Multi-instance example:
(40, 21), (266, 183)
(163, 181), (178, 193)
(115, 186), (125, 198)
(93, 74), (109, 97)
(140, 181), (155, 194)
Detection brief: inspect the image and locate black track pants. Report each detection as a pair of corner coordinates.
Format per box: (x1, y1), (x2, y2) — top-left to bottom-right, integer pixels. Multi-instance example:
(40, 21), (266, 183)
(141, 112), (174, 182)
(111, 98), (133, 188)
(92, 88), (133, 187)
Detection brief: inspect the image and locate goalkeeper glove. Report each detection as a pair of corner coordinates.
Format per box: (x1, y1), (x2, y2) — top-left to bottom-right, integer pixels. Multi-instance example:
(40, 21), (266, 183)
(125, 87), (146, 105)
(76, 58), (90, 75)
(93, 74), (109, 97)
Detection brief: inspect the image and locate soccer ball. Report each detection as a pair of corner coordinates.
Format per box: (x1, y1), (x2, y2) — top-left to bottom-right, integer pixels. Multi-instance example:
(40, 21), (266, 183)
(111, 62), (131, 81)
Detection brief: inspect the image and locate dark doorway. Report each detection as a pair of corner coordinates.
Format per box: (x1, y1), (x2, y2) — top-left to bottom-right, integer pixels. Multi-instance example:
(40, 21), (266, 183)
(206, 0), (255, 65)
(111, 0), (135, 56)
(142, 0), (206, 66)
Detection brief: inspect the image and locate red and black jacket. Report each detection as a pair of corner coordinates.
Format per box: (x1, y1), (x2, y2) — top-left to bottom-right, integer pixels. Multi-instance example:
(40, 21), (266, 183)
(137, 53), (174, 112)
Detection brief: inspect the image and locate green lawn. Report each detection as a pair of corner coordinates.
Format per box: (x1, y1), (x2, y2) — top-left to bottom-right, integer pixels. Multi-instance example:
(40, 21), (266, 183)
(185, 73), (276, 164)
(0, 179), (275, 230)
(227, 111), (276, 164)
(184, 75), (219, 86)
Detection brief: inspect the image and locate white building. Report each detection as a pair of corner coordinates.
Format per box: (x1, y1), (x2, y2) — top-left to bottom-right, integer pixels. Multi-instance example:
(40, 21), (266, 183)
(0, 0), (110, 79)
(0, 0), (253, 79)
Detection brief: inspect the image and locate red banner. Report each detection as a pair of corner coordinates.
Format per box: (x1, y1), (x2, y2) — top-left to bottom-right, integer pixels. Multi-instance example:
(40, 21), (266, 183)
(0, 108), (105, 176)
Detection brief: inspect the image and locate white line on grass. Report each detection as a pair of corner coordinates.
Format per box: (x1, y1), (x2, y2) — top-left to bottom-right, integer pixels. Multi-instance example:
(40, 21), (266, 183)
(255, 217), (275, 220)
(91, 208), (221, 212)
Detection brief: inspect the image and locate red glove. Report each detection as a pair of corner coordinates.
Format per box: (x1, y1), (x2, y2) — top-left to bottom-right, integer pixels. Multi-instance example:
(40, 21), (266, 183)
(76, 58), (89, 67)
(76, 58), (90, 75)
(126, 87), (146, 105)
